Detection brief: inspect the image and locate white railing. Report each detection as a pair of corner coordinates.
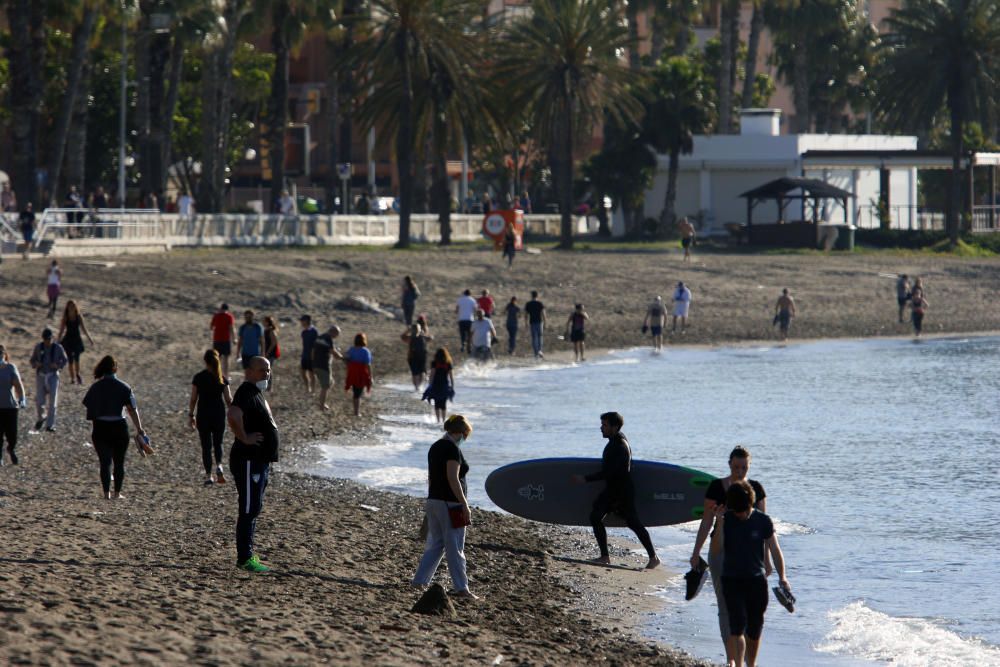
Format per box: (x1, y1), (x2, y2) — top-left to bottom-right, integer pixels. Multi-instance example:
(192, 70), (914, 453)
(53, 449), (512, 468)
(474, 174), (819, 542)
(28, 209), (567, 256)
(855, 205), (945, 231)
(971, 205), (1000, 233)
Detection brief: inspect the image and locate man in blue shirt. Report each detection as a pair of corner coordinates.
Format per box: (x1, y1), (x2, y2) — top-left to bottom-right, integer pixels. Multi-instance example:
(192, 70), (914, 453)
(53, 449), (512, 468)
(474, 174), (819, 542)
(236, 310), (264, 370)
(299, 315), (318, 393)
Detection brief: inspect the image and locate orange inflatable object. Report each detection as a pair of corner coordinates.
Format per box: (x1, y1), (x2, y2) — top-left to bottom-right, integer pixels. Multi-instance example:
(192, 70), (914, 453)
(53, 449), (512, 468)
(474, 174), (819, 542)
(482, 209), (524, 250)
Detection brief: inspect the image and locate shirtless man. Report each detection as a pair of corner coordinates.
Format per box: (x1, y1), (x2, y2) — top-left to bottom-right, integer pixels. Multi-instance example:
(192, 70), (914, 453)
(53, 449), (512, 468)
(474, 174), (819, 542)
(642, 296), (667, 352)
(774, 289), (796, 341)
(678, 217), (696, 262)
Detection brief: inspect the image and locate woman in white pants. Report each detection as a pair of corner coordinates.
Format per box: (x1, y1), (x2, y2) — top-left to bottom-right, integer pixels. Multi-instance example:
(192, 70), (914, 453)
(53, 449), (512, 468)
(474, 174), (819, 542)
(412, 415), (477, 599)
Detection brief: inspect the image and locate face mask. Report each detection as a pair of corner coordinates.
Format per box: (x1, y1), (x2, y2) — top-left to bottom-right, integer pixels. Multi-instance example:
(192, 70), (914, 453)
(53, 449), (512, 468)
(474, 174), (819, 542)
(255, 379), (269, 392)
(454, 435), (466, 447)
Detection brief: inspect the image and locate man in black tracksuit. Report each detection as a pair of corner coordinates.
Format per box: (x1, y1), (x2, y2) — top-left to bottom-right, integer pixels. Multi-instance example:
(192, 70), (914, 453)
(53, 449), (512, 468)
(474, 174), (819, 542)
(227, 356), (279, 573)
(573, 411), (660, 569)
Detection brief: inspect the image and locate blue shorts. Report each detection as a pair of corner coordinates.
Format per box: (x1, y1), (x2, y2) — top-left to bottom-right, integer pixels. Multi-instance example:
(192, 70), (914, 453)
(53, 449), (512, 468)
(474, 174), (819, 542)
(651, 326), (663, 337)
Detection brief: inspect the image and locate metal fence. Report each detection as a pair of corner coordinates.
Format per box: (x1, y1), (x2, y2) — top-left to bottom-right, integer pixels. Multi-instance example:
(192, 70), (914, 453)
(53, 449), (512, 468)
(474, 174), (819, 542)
(854, 205), (946, 231)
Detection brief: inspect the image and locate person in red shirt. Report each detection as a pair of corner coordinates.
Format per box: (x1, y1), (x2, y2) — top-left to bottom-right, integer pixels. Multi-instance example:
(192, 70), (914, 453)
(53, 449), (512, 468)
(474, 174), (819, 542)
(210, 303), (237, 378)
(477, 289), (495, 318)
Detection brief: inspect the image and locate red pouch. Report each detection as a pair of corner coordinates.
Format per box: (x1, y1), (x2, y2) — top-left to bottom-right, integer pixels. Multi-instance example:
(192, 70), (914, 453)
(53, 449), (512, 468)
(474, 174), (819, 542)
(448, 505), (470, 529)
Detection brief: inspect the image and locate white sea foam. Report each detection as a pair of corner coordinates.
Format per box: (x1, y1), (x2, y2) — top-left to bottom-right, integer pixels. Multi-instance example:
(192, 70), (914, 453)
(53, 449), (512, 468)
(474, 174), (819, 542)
(356, 466), (426, 487)
(319, 441), (414, 462)
(773, 518), (815, 536)
(817, 601), (1000, 667)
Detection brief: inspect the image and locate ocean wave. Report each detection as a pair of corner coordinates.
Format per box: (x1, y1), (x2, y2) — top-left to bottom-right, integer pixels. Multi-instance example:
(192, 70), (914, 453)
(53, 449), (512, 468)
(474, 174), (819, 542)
(817, 601), (1000, 667)
(318, 441), (414, 462)
(356, 466), (426, 487)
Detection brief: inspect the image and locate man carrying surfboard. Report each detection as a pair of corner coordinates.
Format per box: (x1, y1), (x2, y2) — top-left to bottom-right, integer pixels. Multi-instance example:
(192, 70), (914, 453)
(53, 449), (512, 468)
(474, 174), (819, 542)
(571, 412), (660, 569)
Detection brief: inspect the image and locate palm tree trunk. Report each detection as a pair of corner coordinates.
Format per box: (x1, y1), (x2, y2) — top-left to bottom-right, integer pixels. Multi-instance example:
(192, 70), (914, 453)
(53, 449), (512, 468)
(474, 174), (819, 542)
(395, 29), (414, 248)
(47, 6), (97, 204)
(718, 0), (736, 133)
(948, 95), (963, 247)
(431, 100), (452, 245)
(660, 146), (680, 233)
(413, 140), (429, 214)
(626, 1), (641, 71)
(268, 1), (291, 212)
(323, 38), (341, 214)
(66, 61), (92, 193)
(556, 108), (575, 249)
(161, 35), (185, 195)
(792, 43), (810, 133)
(740, 1), (763, 110)
(5, 0), (45, 206)
(650, 11), (666, 65)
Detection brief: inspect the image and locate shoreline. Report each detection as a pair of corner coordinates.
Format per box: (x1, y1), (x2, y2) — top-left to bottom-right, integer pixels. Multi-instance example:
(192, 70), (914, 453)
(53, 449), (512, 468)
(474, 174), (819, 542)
(4, 246), (1000, 664)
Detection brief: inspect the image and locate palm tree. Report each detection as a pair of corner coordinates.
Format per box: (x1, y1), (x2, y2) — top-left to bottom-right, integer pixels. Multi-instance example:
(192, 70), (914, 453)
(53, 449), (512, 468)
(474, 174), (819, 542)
(740, 0), (765, 110)
(878, 0), (1000, 246)
(5, 0), (49, 206)
(356, 0), (494, 248)
(717, 0), (740, 133)
(645, 56), (714, 233)
(494, 0), (643, 249)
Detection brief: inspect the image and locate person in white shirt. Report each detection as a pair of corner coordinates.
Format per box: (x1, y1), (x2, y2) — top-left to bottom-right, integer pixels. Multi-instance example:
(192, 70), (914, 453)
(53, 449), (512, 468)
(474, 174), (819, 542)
(672, 281), (692, 333)
(470, 309), (497, 362)
(455, 289), (478, 354)
(279, 190), (296, 216)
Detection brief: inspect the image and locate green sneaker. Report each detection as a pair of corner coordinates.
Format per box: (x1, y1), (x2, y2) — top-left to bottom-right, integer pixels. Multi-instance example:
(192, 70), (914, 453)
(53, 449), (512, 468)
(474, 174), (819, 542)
(238, 554), (270, 573)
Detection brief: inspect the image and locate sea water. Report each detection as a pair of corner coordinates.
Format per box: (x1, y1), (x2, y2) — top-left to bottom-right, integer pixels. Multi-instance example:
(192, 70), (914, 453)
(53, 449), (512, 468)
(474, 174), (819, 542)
(310, 336), (1000, 667)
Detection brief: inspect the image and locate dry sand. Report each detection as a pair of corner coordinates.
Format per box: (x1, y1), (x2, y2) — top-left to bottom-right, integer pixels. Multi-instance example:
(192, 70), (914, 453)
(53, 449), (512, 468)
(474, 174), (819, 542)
(1, 243), (999, 665)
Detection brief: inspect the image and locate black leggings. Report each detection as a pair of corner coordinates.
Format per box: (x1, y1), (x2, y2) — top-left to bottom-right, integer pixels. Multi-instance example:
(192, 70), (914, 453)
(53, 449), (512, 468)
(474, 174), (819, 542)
(0, 408), (17, 452)
(197, 421), (225, 474)
(93, 420), (129, 494)
(722, 575), (769, 639)
(589, 489), (656, 559)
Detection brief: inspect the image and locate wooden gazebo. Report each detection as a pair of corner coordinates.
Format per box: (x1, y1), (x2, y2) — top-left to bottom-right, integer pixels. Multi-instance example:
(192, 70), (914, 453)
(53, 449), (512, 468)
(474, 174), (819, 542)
(741, 177), (854, 247)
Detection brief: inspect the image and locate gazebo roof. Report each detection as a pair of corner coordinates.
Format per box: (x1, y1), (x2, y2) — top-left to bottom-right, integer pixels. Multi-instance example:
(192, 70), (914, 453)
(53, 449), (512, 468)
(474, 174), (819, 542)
(740, 177), (854, 200)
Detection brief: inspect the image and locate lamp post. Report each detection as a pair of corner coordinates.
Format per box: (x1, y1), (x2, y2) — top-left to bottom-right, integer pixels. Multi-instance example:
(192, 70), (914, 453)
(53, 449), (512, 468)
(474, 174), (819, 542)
(118, 0), (127, 210)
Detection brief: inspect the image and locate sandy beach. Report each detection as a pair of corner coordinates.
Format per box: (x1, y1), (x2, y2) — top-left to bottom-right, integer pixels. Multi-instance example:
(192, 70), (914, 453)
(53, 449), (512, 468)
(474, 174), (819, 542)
(1, 242), (998, 665)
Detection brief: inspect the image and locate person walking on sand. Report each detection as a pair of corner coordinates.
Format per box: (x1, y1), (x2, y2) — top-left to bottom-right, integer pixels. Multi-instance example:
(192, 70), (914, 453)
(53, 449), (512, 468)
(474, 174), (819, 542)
(456, 290), (477, 354)
(423, 348), (455, 422)
(344, 333), (373, 417)
(774, 289), (796, 342)
(312, 325), (343, 410)
(210, 303), (237, 378)
(236, 310), (264, 370)
(571, 412), (660, 570)
(45, 259), (63, 318)
(505, 296), (520, 355)
(0, 344), (27, 465)
(401, 276), (421, 326)
(402, 323), (432, 391)
(910, 288), (929, 337)
(189, 349), (233, 486)
(642, 296), (667, 352)
(502, 222), (517, 268)
(689, 446), (769, 667)
(565, 303), (590, 362)
(678, 216), (696, 262)
(299, 315), (318, 393)
(672, 282), (692, 333)
(477, 289), (496, 319)
(710, 480), (790, 667)
(227, 355), (278, 572)
(262, 316), (280, 392)
(19, 202), (34, 259)
(83, 355), (150, 500)
(57, 300), (95, 385)
(470, 309), (497, 362)
(525, 290), (547, 358)
(30, 328), (67, 432)
(412, 415), (478, 599)
(896, 274), (911, 323)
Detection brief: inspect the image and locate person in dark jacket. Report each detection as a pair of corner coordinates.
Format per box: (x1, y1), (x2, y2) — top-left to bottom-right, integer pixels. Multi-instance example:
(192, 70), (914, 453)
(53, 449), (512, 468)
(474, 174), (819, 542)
(572, 411), (660, 569)
(82, 355), (148, 499)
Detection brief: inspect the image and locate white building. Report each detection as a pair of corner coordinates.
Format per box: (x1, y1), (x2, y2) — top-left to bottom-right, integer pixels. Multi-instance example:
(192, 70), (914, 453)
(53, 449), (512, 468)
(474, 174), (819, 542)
(635, 109), (922, 237)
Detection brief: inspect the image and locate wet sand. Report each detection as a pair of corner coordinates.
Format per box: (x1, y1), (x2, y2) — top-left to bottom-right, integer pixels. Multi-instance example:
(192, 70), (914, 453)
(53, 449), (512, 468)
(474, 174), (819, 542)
(1, 244), (998, 664)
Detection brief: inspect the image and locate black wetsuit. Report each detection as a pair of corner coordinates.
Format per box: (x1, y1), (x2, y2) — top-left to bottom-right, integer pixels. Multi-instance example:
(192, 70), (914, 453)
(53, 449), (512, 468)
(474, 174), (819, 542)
(584, 431), (656, 560)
